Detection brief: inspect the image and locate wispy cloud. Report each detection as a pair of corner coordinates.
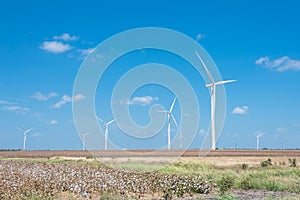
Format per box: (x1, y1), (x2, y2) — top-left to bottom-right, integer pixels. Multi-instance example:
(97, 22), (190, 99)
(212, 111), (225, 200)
(53, 33), (79, 41)
(31, 92), (57, 101)
(275, 127), (288, 134)
(124, 96), (158, 106)
(196, 33), (206, 41)
(0, 106), (29, 114)
(31, 132), (41, 137)
(232, 106), (248, 115)
(40, 41), (72, 53)
(49, 120), (58, 125)
(0, 100), (29, 114)
(77, 48), (95, 59)
(256, 56), (300, 72)
(0, 100), (12, 105)
(53, 94), (85, 108)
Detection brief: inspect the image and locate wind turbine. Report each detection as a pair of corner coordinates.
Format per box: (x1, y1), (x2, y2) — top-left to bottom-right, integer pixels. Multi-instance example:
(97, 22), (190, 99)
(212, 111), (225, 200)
(195, 51), (236, 150)
(82, 133), (89, 150)
(256, 132), (263, 150)
(96, 117), (117, 150)
(156, 97), (178, 150)
(17, 127), (33, 150)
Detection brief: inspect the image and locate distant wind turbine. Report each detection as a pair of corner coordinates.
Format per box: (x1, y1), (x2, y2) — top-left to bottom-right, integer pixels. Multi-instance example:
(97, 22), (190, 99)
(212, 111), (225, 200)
(195, 51), (236, 150)
(256, 132), (263, 150)
(156, 97), (178, 150)
(96, 117), (117, 150)
(17, 127), (33, 150)
(82, 133), (89, 150)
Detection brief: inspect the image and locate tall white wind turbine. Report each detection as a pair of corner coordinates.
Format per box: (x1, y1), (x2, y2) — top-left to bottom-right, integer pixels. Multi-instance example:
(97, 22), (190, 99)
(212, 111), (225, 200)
(17, 127), (33, 150)
(96, 117), (117, 150)
(82, 133), (89, 150)
(156, 97), (178, 150)
(256, 132), (263, 150)
(195, 51), (236, 150)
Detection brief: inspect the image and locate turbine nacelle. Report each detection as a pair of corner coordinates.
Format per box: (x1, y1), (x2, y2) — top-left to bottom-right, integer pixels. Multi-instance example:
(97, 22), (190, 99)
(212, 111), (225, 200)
(156, 97), (178, 150)
(17, 127), (33, 150)
(96, 116), (117, 150)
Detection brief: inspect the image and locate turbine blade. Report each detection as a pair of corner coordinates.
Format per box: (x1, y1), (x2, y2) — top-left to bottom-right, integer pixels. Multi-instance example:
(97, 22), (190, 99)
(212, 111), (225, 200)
(107, 118), (117, 126)
(24, 128), (33, 134)
(171, 114), (178, 128)
(215, 80), (236, 86)
(205, 83), (214, 88)
(169, 97), (176, 112)
(195, 51), (215, 83)
(16, 127), (22, 132)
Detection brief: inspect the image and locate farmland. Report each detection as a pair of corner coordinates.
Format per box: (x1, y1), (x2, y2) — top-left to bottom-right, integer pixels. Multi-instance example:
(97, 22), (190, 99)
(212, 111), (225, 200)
(0, 150), (300, 199)
(1, 149), (300, 159)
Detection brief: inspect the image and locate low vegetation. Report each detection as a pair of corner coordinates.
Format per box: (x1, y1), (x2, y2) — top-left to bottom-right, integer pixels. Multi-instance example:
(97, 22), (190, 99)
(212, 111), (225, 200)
(0, 159), (210, 199)
(0, 157), (299, 199)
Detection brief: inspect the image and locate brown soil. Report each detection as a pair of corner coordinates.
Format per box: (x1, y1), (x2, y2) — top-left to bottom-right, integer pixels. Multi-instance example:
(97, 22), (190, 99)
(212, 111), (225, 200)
(1, 149), (300, 158)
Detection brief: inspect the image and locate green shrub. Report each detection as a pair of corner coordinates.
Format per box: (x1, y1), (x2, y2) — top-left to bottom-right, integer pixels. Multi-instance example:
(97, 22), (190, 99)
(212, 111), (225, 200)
(240, 174), (254, 190)
(218, 175), (235, 195)
(261, 158), (272, 167)
(288, 158), (297, 167)
(279, 161), (286, 165)
(241, 163), (248, 170)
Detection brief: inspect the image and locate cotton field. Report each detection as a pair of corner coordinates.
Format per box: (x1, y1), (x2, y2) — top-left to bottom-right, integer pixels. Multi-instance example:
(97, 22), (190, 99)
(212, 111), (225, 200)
(0, 160), (211, 199)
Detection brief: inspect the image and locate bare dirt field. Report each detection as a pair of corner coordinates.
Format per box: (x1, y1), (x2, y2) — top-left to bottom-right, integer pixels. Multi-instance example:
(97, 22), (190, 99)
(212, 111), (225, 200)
(1, 149), (300, 159)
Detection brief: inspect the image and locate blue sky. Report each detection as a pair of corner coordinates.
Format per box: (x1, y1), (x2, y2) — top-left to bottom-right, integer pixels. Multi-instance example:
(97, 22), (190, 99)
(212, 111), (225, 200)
(0, 0), (299, 150)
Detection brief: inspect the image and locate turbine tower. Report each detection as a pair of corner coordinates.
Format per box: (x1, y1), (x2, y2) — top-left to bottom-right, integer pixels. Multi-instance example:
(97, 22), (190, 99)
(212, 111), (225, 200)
(156, 97), (178, 150)
(96, 117), (117, 150)
(256, 132), (263, 150)
(195, 51), (236, 150)
(17, 127), (33, 150)
(82, 133), (89, 150)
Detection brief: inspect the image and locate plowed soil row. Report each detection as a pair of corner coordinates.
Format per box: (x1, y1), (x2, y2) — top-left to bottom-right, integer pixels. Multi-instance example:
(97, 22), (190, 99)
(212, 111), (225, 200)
(1, 149), (299, 158)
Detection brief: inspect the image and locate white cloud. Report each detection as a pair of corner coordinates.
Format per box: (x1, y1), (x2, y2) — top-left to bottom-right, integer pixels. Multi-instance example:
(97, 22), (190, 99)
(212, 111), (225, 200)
(77, 48), (95, 59)
(0, 106), (29, 114)
(255, 56), (300, 72)
(40, 41), (72, 53)
(53, 93), (85, 108)
(126, 96), (158, 106)
(232, 106), (249, 115)
(49, 120), (58, 125)
(31, 92), (57, 101)
(53, 33), (79, 41)
(196, 33), (206, 41)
